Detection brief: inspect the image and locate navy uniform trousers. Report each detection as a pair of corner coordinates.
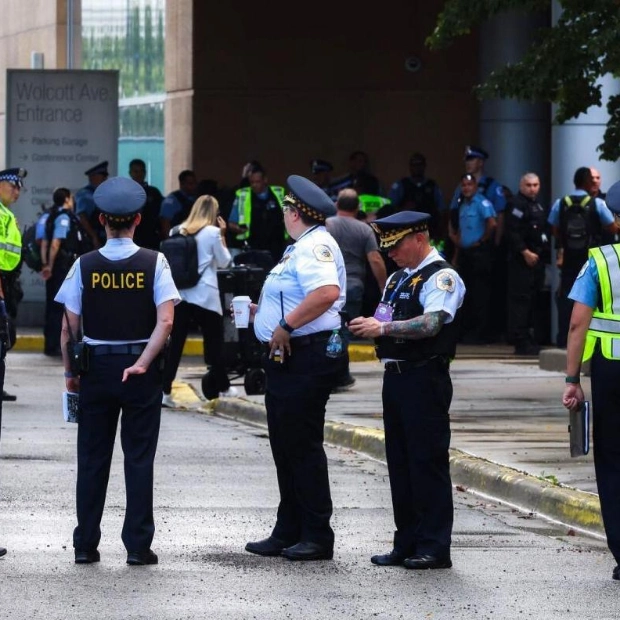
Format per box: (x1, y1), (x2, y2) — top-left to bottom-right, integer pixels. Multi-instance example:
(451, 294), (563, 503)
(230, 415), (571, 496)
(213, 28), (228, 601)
(382, 356), (453, 558)
(263, 338), (343, 549)
(73, 352), (162, 553)
(590, 352), (620, 565)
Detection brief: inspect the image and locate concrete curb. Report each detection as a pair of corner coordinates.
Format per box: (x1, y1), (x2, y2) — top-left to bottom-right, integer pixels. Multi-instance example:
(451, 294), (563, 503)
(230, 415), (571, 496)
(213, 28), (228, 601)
(210, 394), (604, 537)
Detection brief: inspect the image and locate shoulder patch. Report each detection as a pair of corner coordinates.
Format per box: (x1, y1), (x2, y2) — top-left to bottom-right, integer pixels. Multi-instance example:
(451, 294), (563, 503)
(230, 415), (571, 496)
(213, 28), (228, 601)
(482, 199), (493, 208)
(66, 261), (77, 280)
(576, 262), (589, 280)
(313, 244), (334, 262)
(436, 270), (456, 292)
(496, 186), (504, 197)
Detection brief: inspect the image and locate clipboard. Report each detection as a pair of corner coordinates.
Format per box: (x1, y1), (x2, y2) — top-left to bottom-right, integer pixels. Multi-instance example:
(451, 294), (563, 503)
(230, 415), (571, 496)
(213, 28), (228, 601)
(568, 400), (590, 457)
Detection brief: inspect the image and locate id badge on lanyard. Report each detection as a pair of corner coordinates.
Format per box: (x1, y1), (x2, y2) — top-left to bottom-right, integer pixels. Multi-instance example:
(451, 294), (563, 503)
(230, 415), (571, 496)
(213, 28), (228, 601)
(373, 302), (393, 322)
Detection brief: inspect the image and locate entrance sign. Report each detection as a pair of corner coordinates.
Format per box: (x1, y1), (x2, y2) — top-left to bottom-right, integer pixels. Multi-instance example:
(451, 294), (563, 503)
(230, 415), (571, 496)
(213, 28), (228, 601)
(6, 69), (119, 304)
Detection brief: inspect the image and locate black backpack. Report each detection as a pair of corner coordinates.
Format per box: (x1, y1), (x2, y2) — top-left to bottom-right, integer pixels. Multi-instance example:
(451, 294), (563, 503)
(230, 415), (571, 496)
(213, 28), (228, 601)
(160, 231), (202, 289)
(559, 195), (600, 251)
(21, 211), (49, 272)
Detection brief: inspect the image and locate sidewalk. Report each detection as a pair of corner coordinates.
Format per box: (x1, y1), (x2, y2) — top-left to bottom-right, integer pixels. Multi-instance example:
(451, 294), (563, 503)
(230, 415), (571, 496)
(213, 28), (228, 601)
(169, 344), (603, 539)
(15, 329), (601, 537)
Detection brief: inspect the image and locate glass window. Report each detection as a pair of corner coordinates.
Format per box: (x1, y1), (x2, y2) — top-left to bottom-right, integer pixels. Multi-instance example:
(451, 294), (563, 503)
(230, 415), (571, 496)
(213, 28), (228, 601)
(81, 0), (165, 191)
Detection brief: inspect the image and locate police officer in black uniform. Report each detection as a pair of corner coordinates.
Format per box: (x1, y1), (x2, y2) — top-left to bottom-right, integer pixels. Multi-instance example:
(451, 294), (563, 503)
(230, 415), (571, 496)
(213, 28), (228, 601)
(244, 175), (347, 562)
(505, 173), (550, 355)
(350, 211), (465, 570)
(55, 177), (179, 566)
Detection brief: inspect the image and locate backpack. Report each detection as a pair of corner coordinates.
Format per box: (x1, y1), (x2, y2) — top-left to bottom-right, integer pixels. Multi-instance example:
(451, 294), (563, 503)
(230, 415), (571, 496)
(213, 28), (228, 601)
(44, 207), (93, 263)
(160, 231), (202, 289)
(21, 211), (49, 272)
(559, 195), (600, 252)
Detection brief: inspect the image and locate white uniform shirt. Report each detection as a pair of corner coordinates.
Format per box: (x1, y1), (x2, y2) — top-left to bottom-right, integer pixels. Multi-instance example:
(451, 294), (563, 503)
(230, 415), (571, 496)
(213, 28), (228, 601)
(253, 225), (346, 342)
(54, 237), (180, 344)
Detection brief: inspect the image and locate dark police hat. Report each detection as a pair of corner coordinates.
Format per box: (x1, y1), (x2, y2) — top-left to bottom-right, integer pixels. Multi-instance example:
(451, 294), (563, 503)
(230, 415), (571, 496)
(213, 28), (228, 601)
(370, 210), (430, 249)
(310, 159), (333, 174)
(284, 174), (337, 222)
(464, 145), (489, 160)
(93, 177), (146, 219)
(409, 152), (427, 165)
(0, 168), (27, 188)
(84, 161), (109, 177)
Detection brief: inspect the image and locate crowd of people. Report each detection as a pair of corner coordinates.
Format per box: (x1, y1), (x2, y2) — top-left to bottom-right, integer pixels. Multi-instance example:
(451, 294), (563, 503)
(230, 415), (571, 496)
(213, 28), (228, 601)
(2, 157), (620, 582)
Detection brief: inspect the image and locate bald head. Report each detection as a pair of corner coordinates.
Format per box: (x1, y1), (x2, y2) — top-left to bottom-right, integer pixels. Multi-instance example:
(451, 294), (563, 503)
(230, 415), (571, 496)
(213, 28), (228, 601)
(336, 188), (360, 213)
(519, 173), (540, 200)
(590, 167), (602, 196)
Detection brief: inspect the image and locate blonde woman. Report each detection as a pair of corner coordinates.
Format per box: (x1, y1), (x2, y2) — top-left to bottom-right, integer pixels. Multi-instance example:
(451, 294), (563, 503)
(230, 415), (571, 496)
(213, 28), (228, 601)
(162, 195), (235, 405)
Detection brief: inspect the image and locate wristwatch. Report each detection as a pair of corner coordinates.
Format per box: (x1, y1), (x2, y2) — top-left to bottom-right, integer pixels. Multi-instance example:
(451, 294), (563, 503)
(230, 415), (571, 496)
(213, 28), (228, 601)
(279, 318), (294, 333)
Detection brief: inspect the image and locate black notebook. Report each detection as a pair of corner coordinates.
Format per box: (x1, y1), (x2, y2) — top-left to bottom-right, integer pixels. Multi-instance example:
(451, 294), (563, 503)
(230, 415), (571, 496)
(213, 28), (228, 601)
(569, 401), (590, 457)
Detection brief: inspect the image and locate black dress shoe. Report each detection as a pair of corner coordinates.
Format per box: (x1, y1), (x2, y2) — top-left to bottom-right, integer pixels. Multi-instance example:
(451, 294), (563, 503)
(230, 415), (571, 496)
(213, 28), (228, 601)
(613, 565), (619, 581)
(370, 549), (408, 566)
(0, 546), (6, 557)
(2, 390), (16, 402)
(281, 542), (333, 561)
(74, 549), (100, 564)
(245, 536), (290, 557)
(127, 549), (158, 565)
(403, 554), (452, 570)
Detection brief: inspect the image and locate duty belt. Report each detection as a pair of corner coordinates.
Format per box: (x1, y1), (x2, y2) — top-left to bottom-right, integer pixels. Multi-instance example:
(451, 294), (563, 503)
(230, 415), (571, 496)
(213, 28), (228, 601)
(262, 330), (333, 351)
(89, 343), (147, 356)
(384, 356), (446, 374)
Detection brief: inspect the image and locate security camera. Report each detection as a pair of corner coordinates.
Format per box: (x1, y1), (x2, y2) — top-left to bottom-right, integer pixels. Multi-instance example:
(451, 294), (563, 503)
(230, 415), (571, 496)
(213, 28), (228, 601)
(404, 57), (422, 73)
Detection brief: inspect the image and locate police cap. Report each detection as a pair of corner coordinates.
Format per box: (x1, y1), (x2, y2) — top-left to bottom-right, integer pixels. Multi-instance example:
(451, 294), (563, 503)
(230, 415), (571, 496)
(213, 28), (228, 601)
(84, 160), (109, 177)
(93, 177), (146, 220)
(284, 174), (337, 222)
(0, 167), (27, 188)
(464, 145), (489, 161)
(370, 210), (430, 249)
(310, 159), (333, 174)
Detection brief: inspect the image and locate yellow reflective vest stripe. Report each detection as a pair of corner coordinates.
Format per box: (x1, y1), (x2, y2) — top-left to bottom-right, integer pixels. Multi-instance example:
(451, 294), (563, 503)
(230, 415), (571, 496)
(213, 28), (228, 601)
(235, 186), (286, 241)
(0, 201), (22, 272)
(358, 194), (390, 214)
(583, 245), (620, 361)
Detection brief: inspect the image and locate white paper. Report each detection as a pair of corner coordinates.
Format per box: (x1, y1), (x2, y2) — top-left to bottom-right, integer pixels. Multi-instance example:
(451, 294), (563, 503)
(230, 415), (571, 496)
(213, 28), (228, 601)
(63, 391), (80, 423)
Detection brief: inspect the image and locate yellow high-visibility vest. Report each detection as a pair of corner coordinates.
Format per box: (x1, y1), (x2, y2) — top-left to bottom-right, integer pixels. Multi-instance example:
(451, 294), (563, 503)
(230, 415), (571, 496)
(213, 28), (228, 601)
(0, 201), (22, 272)
(583, 244), (620, 361)
(358, 194), (390, 214)
(235, 186), (285, 241)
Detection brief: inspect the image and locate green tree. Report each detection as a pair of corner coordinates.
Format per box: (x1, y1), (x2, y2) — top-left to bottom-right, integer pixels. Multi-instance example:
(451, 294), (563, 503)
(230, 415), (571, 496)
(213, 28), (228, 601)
(427, 0), (620, 160)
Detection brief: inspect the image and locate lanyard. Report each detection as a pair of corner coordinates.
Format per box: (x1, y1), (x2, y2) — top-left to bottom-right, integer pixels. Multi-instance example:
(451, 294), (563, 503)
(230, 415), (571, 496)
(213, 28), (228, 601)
(387, 271), (417, 305)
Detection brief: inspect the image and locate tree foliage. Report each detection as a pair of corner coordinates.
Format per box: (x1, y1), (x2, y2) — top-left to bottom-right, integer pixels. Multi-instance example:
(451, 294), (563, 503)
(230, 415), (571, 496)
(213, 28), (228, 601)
(427, 0), (620, 160)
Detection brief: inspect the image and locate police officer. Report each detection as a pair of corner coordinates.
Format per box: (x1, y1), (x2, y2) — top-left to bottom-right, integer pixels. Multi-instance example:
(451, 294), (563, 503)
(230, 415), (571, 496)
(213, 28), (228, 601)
(227, 164), (286, 265)
(505, 173), (550, 355)
(448, 173), (497, 343)
(349, 211), (465, 569)
(55, 177), (179, 566)
(75, 160), (109, 250)
(244, 175), (346, 561)
(0, 166), (27, 558)
(128, 158), (164, 250)
(40, 188), (84, 356)
(159, 169), (198, 239)
(386, 152), (446, 245)
(563, 242), (620, 581)
(548, 166), (616, 347)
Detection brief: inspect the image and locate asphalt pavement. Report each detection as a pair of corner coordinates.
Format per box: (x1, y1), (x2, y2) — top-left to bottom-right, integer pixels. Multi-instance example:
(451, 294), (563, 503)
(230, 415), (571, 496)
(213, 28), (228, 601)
(1, 348), (620, 619)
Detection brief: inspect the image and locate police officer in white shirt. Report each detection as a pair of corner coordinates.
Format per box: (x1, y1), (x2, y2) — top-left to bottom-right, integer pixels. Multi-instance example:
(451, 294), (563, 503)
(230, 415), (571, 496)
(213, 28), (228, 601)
(245, 175), (346, 562)
(55, 177), (180, 566)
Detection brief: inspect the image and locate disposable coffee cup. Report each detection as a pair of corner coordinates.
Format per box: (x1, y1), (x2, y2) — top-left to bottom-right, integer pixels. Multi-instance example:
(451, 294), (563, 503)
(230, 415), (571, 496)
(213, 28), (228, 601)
(232, 295), (252, 328)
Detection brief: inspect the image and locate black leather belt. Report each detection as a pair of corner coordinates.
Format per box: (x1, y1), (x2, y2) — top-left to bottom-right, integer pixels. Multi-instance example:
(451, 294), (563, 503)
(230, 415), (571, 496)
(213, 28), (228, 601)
(89, 343), (147, 356)
(384, 356), (445, 374)
(262, 330), (333, 351)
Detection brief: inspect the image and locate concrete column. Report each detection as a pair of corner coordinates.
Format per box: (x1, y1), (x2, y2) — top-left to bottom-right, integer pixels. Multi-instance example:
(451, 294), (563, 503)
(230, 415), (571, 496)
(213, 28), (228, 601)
(164, 0), (194, 194)
(479, 11), (550, 199)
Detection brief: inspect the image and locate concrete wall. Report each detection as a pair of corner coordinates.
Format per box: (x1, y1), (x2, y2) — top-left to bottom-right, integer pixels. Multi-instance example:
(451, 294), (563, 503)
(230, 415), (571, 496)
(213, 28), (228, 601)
(0, 0), (82, 169)
(165, 0), (480, 197)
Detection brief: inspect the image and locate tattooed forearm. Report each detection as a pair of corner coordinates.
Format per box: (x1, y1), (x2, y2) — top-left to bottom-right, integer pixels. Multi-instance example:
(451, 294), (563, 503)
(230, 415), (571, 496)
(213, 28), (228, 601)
(383, 310), (449, 340)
